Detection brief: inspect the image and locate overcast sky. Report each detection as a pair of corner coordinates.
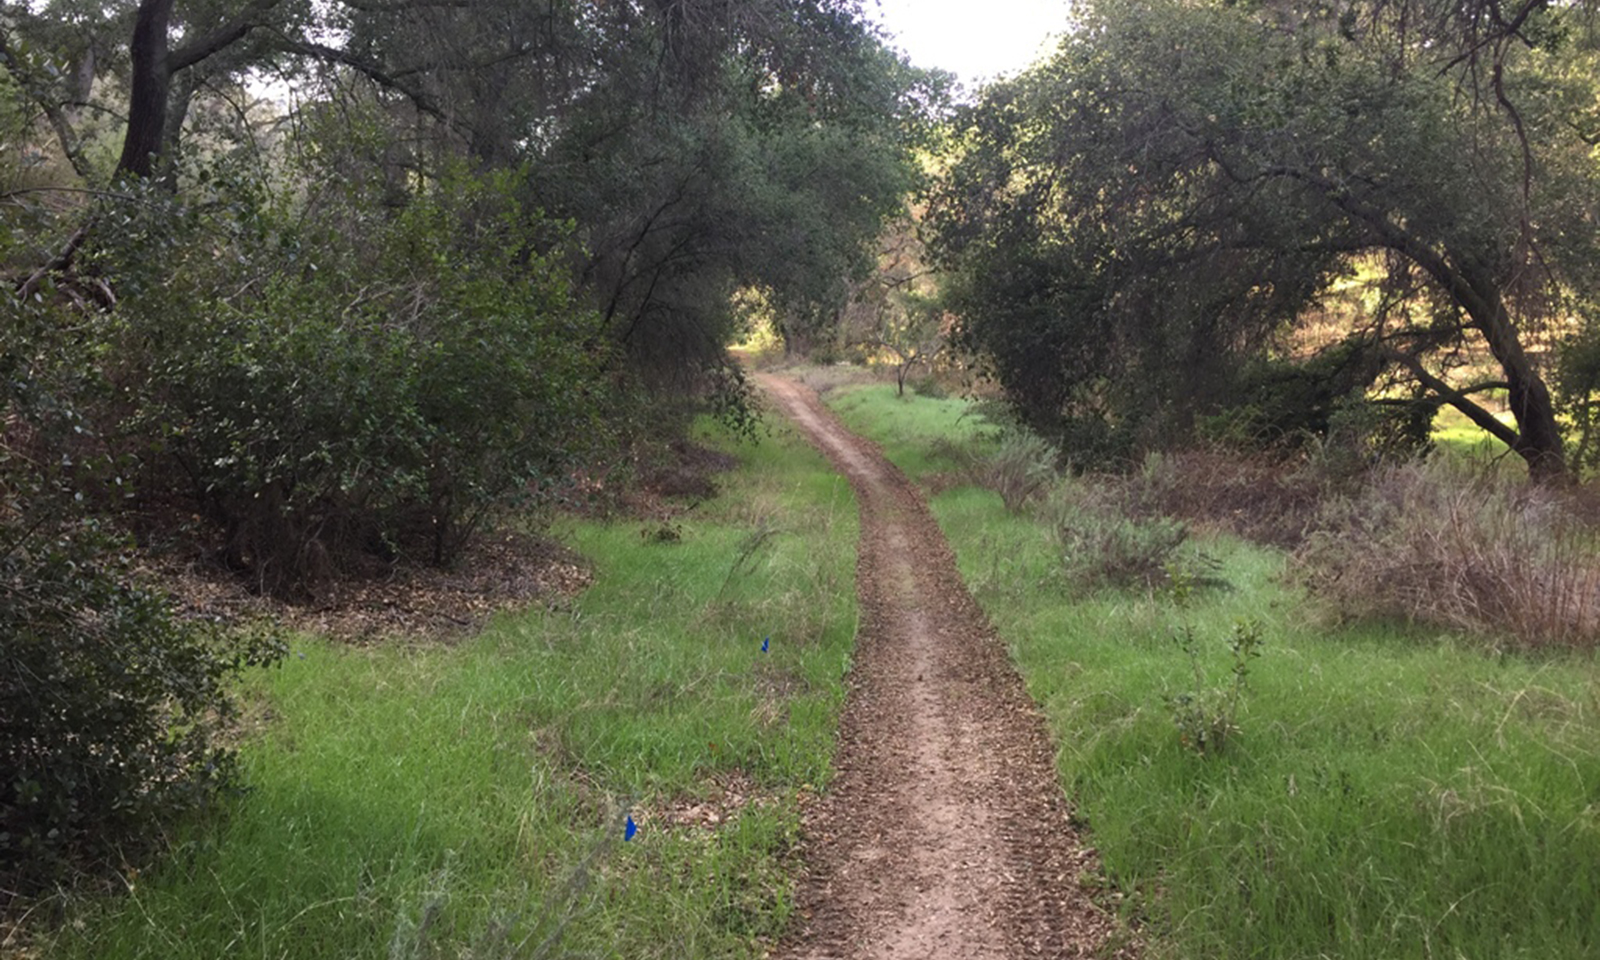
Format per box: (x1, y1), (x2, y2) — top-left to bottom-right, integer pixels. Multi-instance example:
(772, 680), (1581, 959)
(865, 0), (1072, 91)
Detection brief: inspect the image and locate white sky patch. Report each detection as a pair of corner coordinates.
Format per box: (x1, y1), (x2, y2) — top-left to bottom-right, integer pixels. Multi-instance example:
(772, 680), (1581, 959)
(866, 0), (1072, 92)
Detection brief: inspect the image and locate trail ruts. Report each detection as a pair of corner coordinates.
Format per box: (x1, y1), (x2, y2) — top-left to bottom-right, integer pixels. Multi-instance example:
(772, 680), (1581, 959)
(757, 373), (1126, 960)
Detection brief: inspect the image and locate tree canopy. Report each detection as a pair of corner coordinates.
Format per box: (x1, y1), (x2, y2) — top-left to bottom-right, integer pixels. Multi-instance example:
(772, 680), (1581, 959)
(930, 0), (1600, 478)
(4, 0), (940, 378)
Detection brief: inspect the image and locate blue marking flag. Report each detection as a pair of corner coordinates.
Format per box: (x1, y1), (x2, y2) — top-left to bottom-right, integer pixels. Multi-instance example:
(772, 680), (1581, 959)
(625, 815), (637, 841)
(762, 636), (770, 653)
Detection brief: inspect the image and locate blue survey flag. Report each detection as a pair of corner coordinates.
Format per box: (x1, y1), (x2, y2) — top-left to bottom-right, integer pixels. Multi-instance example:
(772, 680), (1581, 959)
(625, 815), (637, 840)
(762, 636), (769, 653)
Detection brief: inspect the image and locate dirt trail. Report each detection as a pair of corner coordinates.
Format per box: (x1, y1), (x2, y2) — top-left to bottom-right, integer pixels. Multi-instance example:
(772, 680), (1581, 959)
(757, 374), (1122, 960)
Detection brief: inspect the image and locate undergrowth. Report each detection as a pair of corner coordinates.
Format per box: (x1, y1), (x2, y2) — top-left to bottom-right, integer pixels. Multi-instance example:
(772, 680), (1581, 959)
(1046, 482), (1191, 591)
(1297, 458), (1600, 648)
(31, 415), (858, 960)
(1164, 569), (1263, 757)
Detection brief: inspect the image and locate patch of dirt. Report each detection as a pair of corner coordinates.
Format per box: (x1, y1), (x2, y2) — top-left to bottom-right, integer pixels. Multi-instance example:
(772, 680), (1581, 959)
(148, 530), (592, 644)
(143, 439), (745, 643)
(571, 438), (742, 523)
(645, 770), (782, 833)
(639, 439), (741, 501)
(756, 374), (1131, 960)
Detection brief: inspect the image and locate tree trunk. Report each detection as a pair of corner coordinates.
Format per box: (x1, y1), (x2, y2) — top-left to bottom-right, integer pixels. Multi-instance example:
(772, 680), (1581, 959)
(116, 0), (175, 179)
(157, 70), (201, 188)
(1459, 259), (1567, 481)
(896, 355), (915, 395)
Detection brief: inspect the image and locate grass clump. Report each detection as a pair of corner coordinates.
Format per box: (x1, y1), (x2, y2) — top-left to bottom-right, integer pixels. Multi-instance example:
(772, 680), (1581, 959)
(1297, 458), (1600, 648)
(32, 415), (857, 960)
(946, 426), (1057, 513)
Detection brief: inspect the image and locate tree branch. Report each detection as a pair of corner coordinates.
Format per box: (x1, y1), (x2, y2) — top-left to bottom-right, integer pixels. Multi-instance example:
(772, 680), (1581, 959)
(1, 187), (141, 203)
(1567, 119), (1600, 146)
(338, 0), (474, 10)
(272, 37), (452, 123)
(0, 33), (95, 182)
(1389, 351), (1519, 447)
(170, 0), (287, 73)
(1437, 0), (1546, 75)
(16, 221), (94, 302)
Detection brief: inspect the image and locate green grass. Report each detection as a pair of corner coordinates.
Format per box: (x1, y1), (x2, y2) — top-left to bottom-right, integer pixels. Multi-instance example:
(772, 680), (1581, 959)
(41, 416), (858, 960)
(828, 378), (1600, 960)
(826, 382), (991, 477)
(1432, 404), (1522, 471)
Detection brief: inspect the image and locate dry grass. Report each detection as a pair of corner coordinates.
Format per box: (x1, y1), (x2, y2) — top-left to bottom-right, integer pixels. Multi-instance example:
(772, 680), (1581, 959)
(1295, 460), (1600, 648)
(778, 361), (890, 397)
(1095, 448), (1324, 548)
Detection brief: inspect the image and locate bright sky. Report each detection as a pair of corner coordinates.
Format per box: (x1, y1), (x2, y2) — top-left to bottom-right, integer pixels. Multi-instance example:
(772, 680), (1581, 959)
(866, 0), (1073, 91)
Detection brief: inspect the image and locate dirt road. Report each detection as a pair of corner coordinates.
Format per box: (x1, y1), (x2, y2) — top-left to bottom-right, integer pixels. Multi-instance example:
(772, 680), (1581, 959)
(757, 374), (1122, 960)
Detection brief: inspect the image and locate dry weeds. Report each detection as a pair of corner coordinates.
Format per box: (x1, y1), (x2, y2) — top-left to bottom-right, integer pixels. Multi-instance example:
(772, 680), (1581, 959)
(1295, 460), (1600, 648)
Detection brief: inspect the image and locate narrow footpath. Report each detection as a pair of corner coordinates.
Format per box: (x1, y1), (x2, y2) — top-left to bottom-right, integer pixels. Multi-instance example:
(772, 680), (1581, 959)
(757, 374), (1124, 960)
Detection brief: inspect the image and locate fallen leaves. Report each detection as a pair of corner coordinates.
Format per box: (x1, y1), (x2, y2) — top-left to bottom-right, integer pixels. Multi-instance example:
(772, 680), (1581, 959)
(148, 531), (593, 644)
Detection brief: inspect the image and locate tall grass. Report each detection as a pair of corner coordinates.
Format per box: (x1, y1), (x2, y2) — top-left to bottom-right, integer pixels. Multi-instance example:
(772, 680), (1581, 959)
(33, 416), (858, 960)
(827, 379), (1600, 960)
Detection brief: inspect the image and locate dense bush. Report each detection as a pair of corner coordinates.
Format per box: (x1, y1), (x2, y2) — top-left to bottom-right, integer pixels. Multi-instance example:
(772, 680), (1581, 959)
(1, 303), (283, 900)
(1, 519), (283, 898)
(1553, 314), (1600, 476)
(101, 172), (609, 595)
(1201, 339), (1436, 458)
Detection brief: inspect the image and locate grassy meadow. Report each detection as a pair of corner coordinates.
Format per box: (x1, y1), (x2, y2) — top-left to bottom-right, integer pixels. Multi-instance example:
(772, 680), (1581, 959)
(827, 378), (1600, 960)
(35, 415), (858, 960)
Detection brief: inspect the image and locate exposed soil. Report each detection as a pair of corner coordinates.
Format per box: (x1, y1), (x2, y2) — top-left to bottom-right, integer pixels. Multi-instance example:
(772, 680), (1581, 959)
(757, 374), (1128, 960)
(148, 529), (594, 643)
(142, 440), (746, 643)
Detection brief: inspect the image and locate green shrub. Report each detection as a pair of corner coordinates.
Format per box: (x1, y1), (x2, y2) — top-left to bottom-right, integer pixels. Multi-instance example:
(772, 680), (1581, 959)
(1, 305), (284, 899)
(1, 521), (284, 898)
(1206, 339), (1436, 461)
(1051, 482), (1190, 590)
(908, 375), (948, 400)
(103, 170), (609, 595)
(963, 427), (1057, 513)
(1552, 312), (1600, 475)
